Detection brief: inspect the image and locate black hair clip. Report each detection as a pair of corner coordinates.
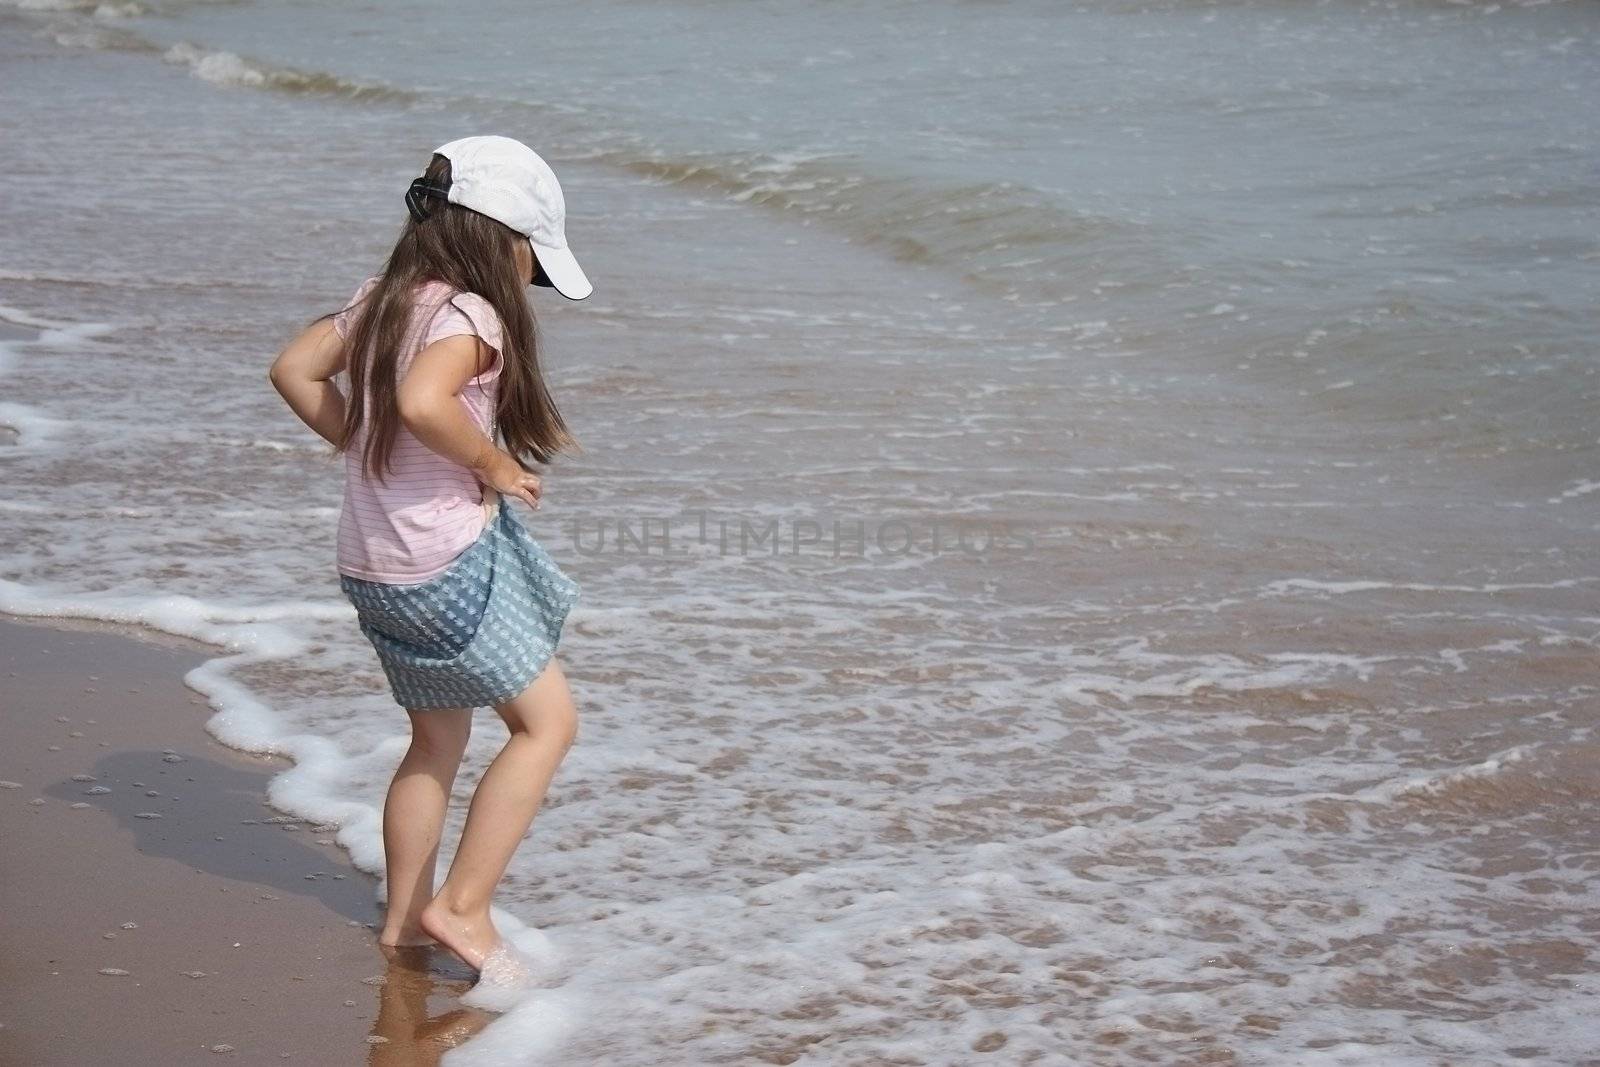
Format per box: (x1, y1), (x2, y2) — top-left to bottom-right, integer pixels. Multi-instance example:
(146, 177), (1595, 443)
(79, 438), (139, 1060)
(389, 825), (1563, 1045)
(405, 177), (452, 222)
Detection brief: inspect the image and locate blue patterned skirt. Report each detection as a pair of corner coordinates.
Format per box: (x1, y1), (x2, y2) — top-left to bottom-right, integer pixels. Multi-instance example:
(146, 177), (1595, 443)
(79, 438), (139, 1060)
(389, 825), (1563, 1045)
(339, 498), (580, 710)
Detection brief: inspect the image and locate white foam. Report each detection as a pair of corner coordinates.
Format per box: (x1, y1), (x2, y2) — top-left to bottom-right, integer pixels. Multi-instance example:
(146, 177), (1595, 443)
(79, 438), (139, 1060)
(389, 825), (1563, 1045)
(1352, 744), (1537, 804)
(0, 304), (72, 330)
(0, 401), (70, 449)
(1263, 575), (1600, 597)
(163, 41), (266, 88)
(1549, 478), (1600, 503)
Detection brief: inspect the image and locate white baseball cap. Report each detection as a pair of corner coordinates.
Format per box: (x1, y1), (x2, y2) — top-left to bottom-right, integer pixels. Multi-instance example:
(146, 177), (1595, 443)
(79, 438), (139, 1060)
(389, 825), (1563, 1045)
(414, 134), (593, 300)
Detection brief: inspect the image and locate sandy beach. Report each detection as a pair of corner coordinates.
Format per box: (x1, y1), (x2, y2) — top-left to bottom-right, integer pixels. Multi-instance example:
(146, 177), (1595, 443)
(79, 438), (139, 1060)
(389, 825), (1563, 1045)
(0, 615), (493, 1064)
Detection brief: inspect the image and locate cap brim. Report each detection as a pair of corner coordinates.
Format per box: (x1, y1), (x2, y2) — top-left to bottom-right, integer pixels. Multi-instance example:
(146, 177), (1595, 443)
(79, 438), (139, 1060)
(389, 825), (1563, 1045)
(529, 238), (593, 300)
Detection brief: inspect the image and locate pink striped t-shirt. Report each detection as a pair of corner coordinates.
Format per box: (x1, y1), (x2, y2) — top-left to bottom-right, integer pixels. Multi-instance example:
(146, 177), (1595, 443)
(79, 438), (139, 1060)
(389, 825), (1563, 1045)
(332, 274), (507, 585)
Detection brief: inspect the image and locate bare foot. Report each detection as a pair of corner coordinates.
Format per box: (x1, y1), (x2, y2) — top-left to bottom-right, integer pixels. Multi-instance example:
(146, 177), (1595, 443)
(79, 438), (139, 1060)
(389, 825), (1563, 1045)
(419, 899), (503, 972)
(378, 926), (437, 947)
(477, 940), (534, 987)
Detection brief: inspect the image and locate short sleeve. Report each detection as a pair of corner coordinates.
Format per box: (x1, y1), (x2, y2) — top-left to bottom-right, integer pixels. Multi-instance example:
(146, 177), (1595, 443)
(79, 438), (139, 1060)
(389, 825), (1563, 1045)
(332, 276), (380, 339)
(422, 291), (506, 385)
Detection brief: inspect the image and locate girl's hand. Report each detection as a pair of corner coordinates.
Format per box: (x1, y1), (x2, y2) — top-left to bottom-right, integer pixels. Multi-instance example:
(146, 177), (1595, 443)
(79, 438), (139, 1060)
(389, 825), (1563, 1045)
(483, 452), (543, 510)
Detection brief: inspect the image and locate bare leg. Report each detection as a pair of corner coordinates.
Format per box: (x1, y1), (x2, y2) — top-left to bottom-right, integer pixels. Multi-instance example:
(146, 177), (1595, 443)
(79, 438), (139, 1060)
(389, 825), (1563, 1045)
(421, 657), (578, 970)
(378, 706), (473, 947)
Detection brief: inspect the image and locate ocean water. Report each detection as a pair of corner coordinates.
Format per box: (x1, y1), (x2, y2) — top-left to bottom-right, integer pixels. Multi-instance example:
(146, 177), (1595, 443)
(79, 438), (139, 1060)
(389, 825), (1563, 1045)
(2, 0), (1598, 1062)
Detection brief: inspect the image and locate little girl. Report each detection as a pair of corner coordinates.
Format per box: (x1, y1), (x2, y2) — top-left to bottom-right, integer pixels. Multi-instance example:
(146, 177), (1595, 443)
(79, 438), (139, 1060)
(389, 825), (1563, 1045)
(268, 134), (591, 980)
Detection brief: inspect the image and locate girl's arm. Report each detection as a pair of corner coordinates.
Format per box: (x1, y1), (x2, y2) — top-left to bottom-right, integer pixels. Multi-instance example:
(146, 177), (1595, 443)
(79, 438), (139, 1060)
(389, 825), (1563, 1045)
(268, 317), (347, 447)
(398, 334), (544, 509)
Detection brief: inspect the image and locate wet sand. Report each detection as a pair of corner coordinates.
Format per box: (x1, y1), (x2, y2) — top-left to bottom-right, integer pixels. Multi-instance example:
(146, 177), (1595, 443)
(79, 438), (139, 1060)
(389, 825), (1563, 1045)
(0, 615), (493, 1064)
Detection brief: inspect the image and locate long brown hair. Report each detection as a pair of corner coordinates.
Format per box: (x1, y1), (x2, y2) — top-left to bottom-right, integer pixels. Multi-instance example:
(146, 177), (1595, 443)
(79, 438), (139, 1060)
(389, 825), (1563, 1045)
(324, 152), (581, 484)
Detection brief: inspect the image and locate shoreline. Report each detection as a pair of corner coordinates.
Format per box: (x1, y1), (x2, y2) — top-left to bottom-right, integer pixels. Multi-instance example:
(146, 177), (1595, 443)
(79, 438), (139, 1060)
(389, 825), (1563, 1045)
(0, 612), (494, 1063)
